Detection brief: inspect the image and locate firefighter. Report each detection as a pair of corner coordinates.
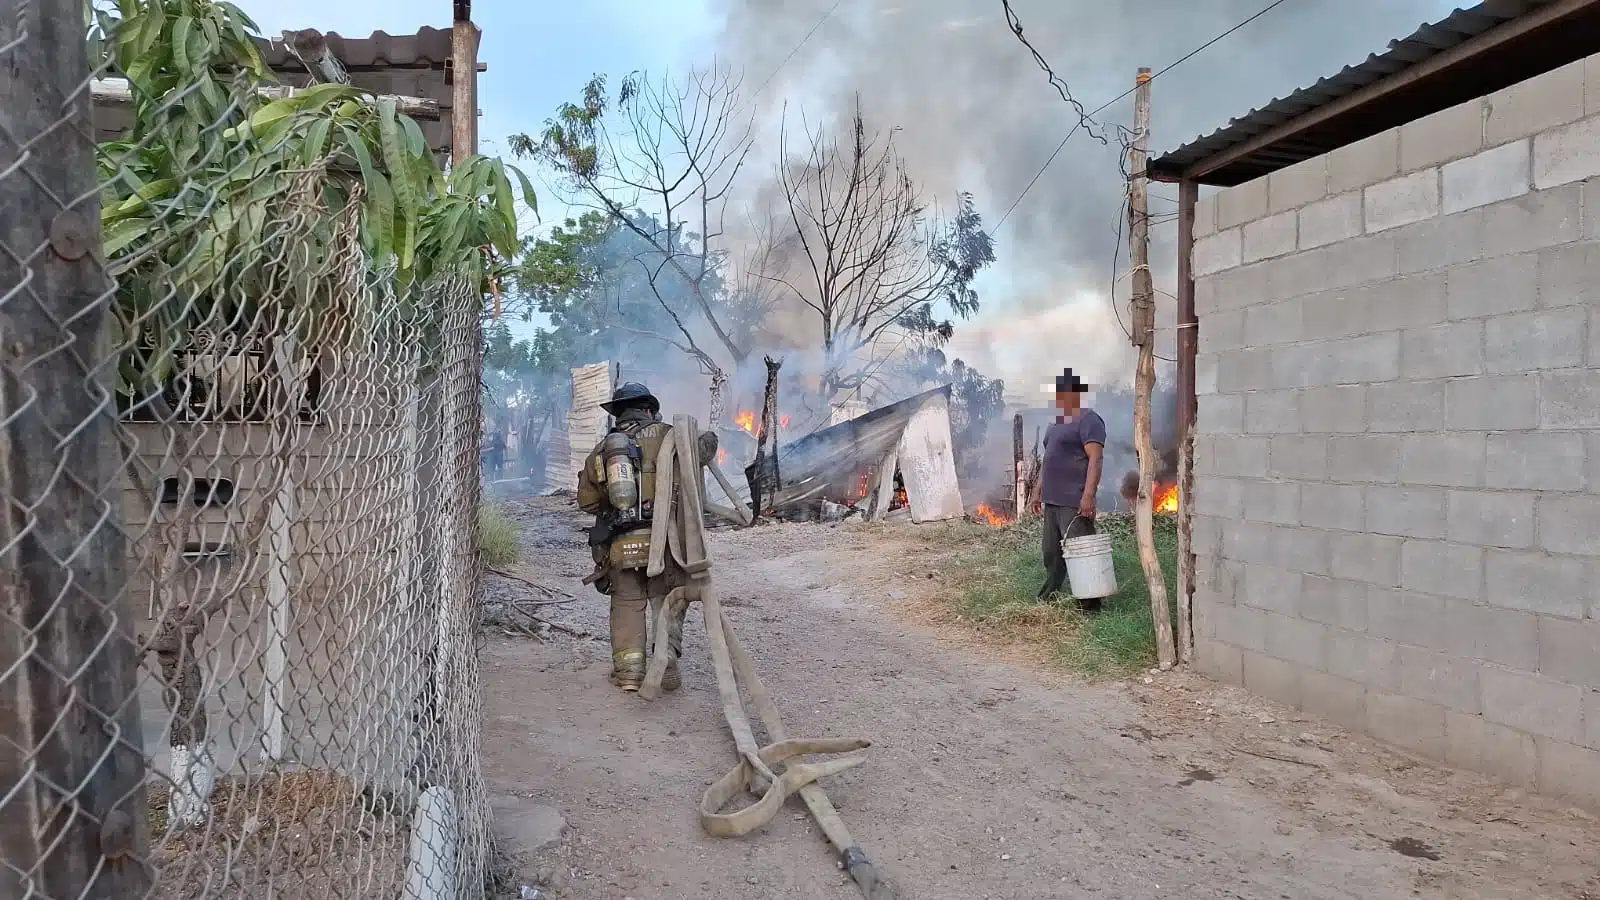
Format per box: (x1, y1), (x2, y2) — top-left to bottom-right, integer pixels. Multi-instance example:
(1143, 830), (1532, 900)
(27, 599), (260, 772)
(576, 382), (690, 693)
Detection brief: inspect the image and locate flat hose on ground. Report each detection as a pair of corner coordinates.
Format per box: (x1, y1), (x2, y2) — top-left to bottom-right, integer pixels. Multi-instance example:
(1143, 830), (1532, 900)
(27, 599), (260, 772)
(637, 416), (895, 900)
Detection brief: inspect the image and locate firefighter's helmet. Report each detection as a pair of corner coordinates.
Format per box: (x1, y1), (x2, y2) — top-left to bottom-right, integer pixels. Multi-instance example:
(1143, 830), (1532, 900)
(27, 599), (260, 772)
(600, 381), (660, 414)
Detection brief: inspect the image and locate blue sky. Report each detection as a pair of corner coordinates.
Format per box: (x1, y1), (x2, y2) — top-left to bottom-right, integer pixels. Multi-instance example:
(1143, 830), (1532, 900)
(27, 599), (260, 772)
(242, 0), (719, 157)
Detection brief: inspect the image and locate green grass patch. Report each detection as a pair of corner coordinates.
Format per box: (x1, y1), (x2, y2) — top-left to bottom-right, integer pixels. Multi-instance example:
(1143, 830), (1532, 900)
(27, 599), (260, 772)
(478, 503), (521, 568)
(944, 512), (1179, 678)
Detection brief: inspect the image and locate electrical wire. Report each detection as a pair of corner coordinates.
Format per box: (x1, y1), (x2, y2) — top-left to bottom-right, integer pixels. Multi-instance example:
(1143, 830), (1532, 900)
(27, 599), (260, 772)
(994, 0), (1298, 232)
(1108, 192), (1177, 364)
(751, 0), (847, 99)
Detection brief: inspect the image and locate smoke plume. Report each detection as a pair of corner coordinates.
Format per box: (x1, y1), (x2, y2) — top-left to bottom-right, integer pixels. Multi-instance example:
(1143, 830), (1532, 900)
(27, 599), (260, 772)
(710, 0), (1444, 387)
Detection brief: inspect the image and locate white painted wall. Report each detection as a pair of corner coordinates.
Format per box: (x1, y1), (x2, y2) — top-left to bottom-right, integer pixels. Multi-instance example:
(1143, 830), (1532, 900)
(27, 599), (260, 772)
(896, 392), (964, 522)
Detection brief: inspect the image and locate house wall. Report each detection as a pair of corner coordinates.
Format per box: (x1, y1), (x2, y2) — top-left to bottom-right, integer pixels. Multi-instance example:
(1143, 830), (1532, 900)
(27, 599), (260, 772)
(897, 391), (964, 522)
(1188, 56), (1600, 809)
(126, 351), (431, 788)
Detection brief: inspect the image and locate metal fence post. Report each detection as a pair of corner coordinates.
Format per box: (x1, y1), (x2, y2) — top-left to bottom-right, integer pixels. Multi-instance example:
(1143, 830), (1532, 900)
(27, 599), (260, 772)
(0, 0), (151, 896)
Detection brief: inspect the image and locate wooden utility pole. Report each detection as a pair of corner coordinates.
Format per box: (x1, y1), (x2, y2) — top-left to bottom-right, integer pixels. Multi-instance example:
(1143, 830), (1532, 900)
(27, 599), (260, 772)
(1174, 179), (1199, 665)
(450, 1), (480, 165)
(1127, 67), (1177, 670)
(1012, 413), (1025, 519)
(0, 0), (151, 894)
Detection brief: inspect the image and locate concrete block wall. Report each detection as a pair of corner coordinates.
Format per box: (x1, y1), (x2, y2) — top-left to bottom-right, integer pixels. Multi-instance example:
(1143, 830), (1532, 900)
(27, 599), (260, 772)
(1188, 57), (1600, 810)
(125, 349), (440, 783)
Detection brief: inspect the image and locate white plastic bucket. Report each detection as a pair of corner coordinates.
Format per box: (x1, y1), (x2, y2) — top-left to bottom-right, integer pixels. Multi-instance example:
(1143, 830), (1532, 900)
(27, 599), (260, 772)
(1062, 533), (1118, 599)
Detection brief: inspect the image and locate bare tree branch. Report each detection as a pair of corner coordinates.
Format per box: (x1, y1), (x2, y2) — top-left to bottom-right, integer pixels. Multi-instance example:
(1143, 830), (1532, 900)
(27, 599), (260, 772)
(524, 67), (757, 386)
(764, 97), (994, 406)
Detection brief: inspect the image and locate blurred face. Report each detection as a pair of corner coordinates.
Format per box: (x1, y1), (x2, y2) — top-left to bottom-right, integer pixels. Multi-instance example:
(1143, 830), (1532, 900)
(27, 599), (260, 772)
(1055, 390), (1081, 415)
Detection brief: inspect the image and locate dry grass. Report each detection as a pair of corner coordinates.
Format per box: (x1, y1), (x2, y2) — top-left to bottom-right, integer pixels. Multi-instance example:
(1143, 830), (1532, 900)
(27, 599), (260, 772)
(928, 512), (1180, 678)
(146, 770), (411, 899)
(479, 502), (522, 568)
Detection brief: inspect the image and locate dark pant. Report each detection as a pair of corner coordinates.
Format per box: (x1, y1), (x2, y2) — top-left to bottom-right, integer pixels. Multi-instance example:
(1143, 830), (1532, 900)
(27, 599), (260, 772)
(1040, 504), (1096, 602)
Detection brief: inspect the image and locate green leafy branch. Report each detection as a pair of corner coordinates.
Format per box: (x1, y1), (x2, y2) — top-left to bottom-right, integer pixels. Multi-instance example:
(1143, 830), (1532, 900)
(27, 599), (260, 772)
(95, 0), (537, 399)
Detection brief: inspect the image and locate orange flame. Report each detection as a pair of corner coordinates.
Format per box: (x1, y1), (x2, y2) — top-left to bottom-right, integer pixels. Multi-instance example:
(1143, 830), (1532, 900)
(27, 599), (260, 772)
(716, 448), (729, 467)
(973, 503), (1012, 527)
(779, 414), (791, 429)
(735, 411), (756, 434)
(1154, 483), (1179, 514)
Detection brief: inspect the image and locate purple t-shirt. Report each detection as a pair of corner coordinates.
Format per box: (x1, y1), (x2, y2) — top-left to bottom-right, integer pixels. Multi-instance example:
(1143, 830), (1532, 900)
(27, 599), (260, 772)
(1041, 409), (1106, 508)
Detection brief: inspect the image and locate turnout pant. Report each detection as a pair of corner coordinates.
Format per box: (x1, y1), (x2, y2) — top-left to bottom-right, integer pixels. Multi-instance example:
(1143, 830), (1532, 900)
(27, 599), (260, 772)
(608, 568), (687, 677)
(1039, 503), (1096, 602)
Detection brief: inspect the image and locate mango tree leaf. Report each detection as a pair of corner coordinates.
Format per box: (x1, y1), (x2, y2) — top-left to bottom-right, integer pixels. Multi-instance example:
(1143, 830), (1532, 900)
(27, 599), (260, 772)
(399, 114), (427, 157)
(509, 164), (540, 220)
(172, 15), (195, 73)
(301, 117), (332, 166)
(491, 163), (516, 236)
(378, 98), (418, 270)
(102, 217), (152, 258)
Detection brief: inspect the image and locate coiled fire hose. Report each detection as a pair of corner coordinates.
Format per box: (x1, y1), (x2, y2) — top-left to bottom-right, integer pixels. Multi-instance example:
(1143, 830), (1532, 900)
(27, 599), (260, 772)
(635, 416), (894, 900)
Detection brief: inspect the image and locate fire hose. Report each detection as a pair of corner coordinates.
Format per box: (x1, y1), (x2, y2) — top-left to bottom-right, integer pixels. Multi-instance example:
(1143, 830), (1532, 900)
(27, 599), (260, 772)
(632, 415), (895, 900)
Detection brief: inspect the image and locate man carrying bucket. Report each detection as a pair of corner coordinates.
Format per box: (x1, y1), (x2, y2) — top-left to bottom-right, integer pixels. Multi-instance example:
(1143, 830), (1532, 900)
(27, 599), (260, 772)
(1032, 368), (1106, 611)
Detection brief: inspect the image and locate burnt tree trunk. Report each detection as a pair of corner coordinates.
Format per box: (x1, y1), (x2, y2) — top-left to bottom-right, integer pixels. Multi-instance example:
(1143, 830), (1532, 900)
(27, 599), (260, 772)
(1012, 413), (1024, 519)
(743, 356), (783, 520)
(761, 356), (781, 491)
(709, 368), (728, 428)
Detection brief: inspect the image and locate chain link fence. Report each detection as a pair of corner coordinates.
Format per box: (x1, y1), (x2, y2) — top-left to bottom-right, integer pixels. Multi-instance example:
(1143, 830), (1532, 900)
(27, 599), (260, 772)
(2, 1), (492, 896)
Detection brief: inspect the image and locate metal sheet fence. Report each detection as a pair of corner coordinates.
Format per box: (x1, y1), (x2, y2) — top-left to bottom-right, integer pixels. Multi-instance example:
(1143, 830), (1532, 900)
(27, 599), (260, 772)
(1, 1), (490, 896)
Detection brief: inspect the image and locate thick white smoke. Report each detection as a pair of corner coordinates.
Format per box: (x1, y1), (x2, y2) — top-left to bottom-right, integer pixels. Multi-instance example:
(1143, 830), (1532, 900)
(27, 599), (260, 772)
(709, 0), (1449, 389)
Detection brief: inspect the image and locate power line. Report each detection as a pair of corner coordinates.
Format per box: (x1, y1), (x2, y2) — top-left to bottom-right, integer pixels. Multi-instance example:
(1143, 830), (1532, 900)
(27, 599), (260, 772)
(994, 0), (1297, 232)
(751, 0), (847, 99)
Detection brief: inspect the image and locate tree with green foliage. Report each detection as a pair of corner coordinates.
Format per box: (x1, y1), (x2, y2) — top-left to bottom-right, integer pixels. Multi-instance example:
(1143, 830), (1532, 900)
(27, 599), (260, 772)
(509, 209), (724, 369)
(508, 68), (762, 423)
(93, 0), (536, 402)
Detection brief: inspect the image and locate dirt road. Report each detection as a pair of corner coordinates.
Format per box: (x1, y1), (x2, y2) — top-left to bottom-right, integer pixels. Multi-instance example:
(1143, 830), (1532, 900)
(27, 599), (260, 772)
(483, 496), (1600, 900)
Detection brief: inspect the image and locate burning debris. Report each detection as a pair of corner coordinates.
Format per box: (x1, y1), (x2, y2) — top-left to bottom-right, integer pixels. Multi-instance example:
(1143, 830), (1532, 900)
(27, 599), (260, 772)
(1154, 483), (1178, 514)
(734, 410), (792, 437)
(971, 503), (1011, 527)
(1120, 469), (1179, 514)
(728, 385), (964, 524)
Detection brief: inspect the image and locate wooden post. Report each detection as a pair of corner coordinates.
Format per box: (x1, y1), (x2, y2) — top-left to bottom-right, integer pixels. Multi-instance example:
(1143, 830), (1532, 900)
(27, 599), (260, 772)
(260, 336), (302, 764)
(440, 0), (481, 742)
(747, 356), (783, 519)
(1128, 67), (1177, 670)
(709, 368), (729, 428)
(450, 9), (480, 166)
(261, 473), (297, 762)
(1012, 413), (1024, 519)
(1175, 179), (1199, 666)
(0, 0), (151, 894)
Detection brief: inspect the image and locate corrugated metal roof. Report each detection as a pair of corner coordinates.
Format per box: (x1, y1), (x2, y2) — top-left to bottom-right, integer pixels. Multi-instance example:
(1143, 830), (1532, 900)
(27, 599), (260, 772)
(94, 26), (457, 157)
(254, 28), (453, 71)
(767, 385), (952, 508)
(1149, 0), (1600, 185)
